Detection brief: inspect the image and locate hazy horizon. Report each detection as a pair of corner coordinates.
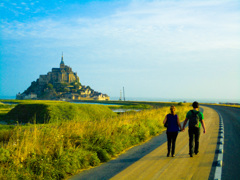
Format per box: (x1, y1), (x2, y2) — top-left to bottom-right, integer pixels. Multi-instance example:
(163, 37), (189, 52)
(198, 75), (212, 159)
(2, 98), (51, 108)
(0, 95), (239, 104)
(1, 0), (239, 102)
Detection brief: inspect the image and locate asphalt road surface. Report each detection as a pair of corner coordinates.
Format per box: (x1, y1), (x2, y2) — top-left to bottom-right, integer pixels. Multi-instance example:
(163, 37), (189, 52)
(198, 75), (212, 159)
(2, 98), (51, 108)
(70, 106), (239, 180)
(203, 105), (240, 180)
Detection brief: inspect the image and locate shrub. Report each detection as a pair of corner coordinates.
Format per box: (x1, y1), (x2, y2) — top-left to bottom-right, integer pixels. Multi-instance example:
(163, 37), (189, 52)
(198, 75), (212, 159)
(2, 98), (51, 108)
(95, 147), (111, 162)
(178, 102), (183, 106)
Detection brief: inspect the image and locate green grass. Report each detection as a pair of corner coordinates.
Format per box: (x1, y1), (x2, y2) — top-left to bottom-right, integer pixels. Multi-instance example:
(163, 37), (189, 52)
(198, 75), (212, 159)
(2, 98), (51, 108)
(0, 124), (15, 130)
(108, 103), (153, 110)
(0, 99), (66, 104)
(201, 103), (240, 108)
(0, 101), (191, 179)
(0, 103), (16, 123)
(4, 102), (116, 124)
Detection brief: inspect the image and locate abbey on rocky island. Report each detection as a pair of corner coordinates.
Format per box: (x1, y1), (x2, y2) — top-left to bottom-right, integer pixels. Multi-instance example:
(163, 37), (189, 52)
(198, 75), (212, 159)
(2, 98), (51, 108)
(16, 54), (110, 101)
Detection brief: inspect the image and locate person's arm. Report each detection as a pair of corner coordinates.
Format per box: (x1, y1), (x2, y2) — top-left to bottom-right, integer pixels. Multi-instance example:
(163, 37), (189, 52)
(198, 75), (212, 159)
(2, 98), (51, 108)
(182, 118), (188, 132)
(201, 120), (206, 133)
(177, 116), (182, 130)
(163, 115), (167, 125)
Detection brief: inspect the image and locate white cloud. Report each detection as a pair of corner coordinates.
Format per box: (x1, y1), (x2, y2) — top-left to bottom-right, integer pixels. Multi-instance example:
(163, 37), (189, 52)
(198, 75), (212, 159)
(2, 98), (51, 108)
(2, 0), (239, 53)
(1, 0), (240, 100)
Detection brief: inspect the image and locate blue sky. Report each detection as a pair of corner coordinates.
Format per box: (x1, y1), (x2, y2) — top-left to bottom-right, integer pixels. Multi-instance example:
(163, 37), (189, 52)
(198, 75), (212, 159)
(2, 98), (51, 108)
(0, 0), (240, 103)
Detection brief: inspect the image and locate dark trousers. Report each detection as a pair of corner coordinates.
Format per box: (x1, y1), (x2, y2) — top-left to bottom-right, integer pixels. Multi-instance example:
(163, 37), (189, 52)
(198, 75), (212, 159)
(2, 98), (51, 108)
(167, 131), (178, 155)
(188, 127), (200, 155)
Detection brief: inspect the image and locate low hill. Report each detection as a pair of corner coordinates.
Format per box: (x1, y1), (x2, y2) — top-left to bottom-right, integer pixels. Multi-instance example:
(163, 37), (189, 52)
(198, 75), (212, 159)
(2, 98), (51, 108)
(5, 102), (116, 124)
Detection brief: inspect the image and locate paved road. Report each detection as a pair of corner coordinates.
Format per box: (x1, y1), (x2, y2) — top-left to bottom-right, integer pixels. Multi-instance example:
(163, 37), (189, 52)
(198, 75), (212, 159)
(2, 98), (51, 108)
(204, 105), (240, 180)
(70, 106), (221, 180)
(111, 106), (218, 180)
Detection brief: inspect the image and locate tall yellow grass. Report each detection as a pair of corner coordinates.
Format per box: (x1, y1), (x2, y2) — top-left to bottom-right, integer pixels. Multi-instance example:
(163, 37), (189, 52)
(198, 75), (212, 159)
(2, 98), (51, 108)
(0, 105), (191, 179)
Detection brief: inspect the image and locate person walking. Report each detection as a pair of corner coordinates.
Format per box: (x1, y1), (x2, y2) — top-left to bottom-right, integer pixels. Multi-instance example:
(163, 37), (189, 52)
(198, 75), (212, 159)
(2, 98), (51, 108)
(163, 105), (182, 157)
(182, 101), (206, 157)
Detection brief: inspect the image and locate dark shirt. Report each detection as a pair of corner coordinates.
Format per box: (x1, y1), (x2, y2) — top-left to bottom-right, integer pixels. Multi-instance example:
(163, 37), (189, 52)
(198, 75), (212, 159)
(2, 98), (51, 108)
(167, 114), (179, 132)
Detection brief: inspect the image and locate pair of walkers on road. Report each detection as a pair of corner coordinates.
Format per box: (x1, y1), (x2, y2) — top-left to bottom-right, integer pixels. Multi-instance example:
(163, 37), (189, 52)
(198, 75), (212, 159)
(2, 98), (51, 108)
(163, 101), (206, 157)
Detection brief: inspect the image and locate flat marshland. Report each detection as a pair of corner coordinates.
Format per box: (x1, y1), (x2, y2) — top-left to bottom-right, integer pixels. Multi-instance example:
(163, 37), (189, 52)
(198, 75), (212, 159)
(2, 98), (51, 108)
(0, 100), (191, 179)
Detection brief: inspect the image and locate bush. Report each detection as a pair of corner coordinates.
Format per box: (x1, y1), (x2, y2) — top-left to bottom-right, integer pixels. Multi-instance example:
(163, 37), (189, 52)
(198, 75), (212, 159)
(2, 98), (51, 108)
(95, 147), (111, 162)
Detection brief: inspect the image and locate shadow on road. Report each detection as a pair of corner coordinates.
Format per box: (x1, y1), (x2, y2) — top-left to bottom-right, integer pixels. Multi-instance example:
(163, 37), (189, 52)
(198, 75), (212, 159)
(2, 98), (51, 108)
(70, 130), (168, 180)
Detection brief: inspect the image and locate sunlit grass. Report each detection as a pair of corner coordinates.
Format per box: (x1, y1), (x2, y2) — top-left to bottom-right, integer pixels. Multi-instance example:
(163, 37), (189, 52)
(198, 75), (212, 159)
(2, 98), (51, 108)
(0, 101), (191, 179)
(201, 103), (240, 108)
(0, 104), (16, 123)
(4, 102), (116, 124)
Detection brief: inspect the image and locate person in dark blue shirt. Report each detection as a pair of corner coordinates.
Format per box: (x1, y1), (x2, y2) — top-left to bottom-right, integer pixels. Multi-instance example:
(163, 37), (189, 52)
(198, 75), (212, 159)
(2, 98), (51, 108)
(163, 105), (182, 157)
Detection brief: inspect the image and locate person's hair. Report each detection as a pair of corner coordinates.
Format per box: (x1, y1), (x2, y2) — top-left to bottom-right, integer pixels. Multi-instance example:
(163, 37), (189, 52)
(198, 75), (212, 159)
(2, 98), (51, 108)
(170, 105), (176, 115)
(192, 101), (199, 108)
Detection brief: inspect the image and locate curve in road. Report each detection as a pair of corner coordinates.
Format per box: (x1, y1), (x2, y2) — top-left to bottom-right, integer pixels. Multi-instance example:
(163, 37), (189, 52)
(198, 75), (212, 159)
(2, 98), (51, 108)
(203, 105), (240, 180)
(70, 106), (221, 180)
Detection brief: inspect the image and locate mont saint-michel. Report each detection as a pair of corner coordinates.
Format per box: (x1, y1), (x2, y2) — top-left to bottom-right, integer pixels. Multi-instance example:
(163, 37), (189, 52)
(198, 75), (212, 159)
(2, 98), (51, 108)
(16, 55), (110, 101)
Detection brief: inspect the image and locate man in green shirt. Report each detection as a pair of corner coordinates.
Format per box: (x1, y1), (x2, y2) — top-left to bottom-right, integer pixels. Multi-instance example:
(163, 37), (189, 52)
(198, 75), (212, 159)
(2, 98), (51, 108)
(183, 101), (206, 157)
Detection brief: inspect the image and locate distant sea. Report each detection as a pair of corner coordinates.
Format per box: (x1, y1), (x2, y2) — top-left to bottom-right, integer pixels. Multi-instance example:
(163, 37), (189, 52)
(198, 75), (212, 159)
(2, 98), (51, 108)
(0, 96), (239, 104)
(0, 96), (16, 100)
(110, 97), (240, 104)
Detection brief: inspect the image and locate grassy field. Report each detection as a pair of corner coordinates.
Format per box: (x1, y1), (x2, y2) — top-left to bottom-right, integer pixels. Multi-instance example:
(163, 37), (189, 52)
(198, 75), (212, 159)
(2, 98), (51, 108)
(0, 100), (191, 179)
(0, 103), (16, 123)
(4, 102), (116, 124)
(201, 103), (240, 108)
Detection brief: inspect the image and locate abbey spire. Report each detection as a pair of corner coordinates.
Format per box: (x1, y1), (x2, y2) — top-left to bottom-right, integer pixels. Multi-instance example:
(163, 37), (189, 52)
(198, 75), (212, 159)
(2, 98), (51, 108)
(60, 52), (65, 68)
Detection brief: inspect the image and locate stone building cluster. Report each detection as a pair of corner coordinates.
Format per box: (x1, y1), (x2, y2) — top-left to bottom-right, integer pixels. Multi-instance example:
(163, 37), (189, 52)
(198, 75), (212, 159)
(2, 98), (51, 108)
(16, 54), (110, 101)
(38, 56), (79, 86)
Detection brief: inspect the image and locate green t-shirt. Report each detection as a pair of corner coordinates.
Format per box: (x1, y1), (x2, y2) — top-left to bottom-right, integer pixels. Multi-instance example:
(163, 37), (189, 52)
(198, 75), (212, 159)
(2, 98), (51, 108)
(186, 110), (204, 128)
